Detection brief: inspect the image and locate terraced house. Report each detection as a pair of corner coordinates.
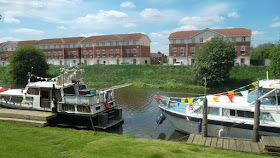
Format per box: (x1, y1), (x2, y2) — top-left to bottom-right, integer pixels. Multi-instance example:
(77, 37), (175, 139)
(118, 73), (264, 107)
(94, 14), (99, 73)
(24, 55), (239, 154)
(0, 33), (151, 66)
(168, 28), (251, 65)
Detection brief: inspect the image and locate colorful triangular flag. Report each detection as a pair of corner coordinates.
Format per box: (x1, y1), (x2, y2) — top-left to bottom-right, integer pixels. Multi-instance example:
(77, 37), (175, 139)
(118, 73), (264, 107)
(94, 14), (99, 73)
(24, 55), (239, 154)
(181, 98), (186, 106)
(187, 98), (194, 105)
(252, 82), (257, 88)
(213, 96), (219, 102)
(228, 90), (234, 94)
(241, 90), (249, 101)
(227, 94), (234, 102)
(239, 87), (246, 91)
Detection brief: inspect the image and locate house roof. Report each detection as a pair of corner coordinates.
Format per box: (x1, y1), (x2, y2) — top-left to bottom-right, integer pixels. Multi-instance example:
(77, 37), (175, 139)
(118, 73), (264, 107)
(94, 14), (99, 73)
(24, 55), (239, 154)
(81, 33), (145, 42)
(169, 28), (251, 39)
(11, 40), (38, 46)
(35, 38), (64, 45)
(150, 53), (163, 57)
(62, 37), (85, 43)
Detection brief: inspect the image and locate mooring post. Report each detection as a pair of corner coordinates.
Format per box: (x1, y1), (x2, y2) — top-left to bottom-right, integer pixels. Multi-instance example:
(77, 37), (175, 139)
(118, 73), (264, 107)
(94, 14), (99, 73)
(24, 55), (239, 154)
(252, 99), (261, 142)
(52, 84), (57, 113)
(202, 77), (208, 137)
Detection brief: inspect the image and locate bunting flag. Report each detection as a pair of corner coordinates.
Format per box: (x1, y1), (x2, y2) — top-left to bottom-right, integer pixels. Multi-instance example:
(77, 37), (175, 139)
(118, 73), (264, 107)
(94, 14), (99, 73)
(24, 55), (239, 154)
(269, 83), (274, 87)
(187, 98), (194, 105)
(181, 98), (186, 106)
(176, 98), (181, 107)
(213, 96), (219, 102)
(228, 90), (234, 94)
(259, 86), (263, 94)
(215, 94), (221, 97)
(241, 90), (249, 101)
(252, 82), (258, 88)
(227, 94), (234, 102)
(193, 98), (198, 103)
(239, 87), (246, 91)
(200, 98), (204, 101)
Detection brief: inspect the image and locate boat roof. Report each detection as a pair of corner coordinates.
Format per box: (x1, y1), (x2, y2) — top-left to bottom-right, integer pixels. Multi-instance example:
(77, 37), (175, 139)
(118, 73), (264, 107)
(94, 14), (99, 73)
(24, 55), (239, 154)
(27, 81), (74, 88)
(0, 89), (24, 96)
(260, 79), (280, 89)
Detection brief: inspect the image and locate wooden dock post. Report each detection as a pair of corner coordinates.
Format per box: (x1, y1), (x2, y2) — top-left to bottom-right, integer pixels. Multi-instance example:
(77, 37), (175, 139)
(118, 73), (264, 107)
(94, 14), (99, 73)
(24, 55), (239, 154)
(202, 97), (208, 137)
(252, 99), (260, 142)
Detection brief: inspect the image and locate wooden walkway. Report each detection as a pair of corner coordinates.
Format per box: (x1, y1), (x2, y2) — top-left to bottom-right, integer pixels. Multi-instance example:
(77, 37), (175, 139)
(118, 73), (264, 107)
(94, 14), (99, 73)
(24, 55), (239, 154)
(0, 108), (56, 126)
(187, 134), (263, 153)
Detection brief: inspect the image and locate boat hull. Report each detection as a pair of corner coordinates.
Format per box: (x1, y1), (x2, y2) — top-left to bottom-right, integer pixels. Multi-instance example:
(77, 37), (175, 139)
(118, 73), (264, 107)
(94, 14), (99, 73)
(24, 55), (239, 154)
(161, 107), (280, 139)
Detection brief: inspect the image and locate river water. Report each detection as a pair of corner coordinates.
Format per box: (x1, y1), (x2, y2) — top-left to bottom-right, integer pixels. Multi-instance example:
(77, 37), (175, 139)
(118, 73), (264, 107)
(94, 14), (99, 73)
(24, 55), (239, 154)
(0, 82), (208, 141)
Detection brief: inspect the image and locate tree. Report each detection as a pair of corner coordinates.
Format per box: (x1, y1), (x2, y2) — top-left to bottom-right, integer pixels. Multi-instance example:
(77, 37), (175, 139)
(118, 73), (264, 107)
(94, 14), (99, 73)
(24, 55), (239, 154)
(269, 41), (280, 78)
(7, 45), (49, 84)
(251, 43), (276, 60)
(193, 36), (236, 87)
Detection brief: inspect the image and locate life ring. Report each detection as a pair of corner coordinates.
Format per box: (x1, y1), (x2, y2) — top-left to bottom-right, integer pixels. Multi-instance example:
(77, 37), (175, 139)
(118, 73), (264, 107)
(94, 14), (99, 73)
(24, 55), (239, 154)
(155, 94), (161, 103)
(104, 99), (111, 109)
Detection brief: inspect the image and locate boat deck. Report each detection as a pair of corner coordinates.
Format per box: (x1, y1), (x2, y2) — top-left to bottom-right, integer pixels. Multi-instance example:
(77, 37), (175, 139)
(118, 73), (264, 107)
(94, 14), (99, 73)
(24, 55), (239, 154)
(187, 134), (280, 155)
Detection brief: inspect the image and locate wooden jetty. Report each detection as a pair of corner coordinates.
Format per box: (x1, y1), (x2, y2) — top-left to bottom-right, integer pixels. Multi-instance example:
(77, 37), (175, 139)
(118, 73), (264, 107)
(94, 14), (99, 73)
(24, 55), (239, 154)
(0, 108), (56, 127)
(187, 134), (280, 155)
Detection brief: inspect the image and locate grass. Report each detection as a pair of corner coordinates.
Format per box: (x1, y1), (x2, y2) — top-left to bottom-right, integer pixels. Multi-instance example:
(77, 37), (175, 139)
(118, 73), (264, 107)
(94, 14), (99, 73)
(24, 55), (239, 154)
(0, 65), (270, 90)
(0, 121), (274, 158)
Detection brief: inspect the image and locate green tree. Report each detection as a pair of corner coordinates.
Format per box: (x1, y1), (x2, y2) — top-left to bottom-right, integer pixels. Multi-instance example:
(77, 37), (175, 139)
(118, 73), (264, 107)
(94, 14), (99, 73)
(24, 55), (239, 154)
(7, 45), (49, 84)
(251, 43), (276, 60)
(269, 41), (280, 78)
(193, 36), (236, 87)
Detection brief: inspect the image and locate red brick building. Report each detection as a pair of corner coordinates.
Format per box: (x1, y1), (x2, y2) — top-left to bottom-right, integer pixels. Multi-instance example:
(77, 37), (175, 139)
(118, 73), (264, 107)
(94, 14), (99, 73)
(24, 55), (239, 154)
(168, 28), (251, 65)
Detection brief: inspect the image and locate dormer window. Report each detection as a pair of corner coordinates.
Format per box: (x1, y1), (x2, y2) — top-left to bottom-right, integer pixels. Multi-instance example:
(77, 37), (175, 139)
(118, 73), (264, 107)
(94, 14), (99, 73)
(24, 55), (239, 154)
(172, 39), (176, 44)
(242, 36), (246, 41)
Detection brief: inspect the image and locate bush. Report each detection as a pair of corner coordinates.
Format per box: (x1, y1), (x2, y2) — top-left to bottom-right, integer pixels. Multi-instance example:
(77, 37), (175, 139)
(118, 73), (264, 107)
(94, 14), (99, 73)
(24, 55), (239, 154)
(193, 36), (236, 87)
(269, 43), (280, 78)
(7, 45), (49, 84)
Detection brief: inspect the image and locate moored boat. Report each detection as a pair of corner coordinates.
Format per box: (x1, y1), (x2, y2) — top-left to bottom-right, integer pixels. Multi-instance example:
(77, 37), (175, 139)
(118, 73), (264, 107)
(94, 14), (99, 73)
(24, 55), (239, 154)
(156, 79), (280, 139)
(0, 66), (123, 129)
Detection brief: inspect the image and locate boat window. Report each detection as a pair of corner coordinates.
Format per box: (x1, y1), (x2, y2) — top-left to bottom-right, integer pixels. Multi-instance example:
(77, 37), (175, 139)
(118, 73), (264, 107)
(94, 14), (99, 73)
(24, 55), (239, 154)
(208, 107), (219, 115)
(41, 90), (49, 99)
(55, 89), (62, 101)
(79, 84), (87, 90)
(230, 109), (235, 116)
(260, 89), (277, 105)
(62, 104), (75, 112)
(222, 109), (230, 116)
(63, 86), (75, 95)
(27, 88), (39, 95)
(77, 105), (90, 113)
(237, 110), (254, 118)
(194, 106), (203, 114)
(277, 89), (280, 105)
(261, 112), (274, 122)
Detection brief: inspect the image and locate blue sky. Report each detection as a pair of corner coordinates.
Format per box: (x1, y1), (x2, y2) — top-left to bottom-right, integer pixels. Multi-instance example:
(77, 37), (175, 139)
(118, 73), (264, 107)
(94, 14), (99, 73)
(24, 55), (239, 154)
(0, 0), (279, 54)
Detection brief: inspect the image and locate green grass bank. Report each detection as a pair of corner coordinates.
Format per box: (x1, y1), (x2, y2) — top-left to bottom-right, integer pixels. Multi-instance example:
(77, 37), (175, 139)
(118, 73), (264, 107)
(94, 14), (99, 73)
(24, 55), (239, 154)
(0, 121), (273, 158)
(0, 65), (269, 90)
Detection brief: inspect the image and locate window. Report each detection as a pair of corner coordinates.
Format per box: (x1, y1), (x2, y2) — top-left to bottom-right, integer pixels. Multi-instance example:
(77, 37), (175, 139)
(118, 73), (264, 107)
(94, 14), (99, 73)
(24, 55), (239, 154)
(89, 43), (92, 47)
(73, 51), (76, 58)
(68, 44), (70, 48)
(192, 38), (195, 43)
(191, 47), (195, 55)
(241, 46), (246, 55)
(11, 47), (13, 51)
(172, 39), (176, 44)
(237, 110), (254, 118)
(1, 54), (4, 60)
(172, 48), (176, 56)
(133, 49), (137, 56)
(116, 49), (120, 56)
(232, 37), (236, 42)
(261, 112), (274, 122)
(73, 43), (76, 48)
(43, 45), (45, 49)
(89, 50), (93, 57)
(116, 41), (119, 46)
(110, 50), (113, 57)
(102, 50), (105, 57)
(59, 51), (62, 58)
(180, 39), (184, 44)
(208, 107), (219, 115)
(5, 47), (7, 51)
(54, 44), (56, 49)
(220, 37), (224, 40)
(47, 45), (50, 49)
(102, 42), (105, 46)
(133, 40), (137, 45)
(58, 44), (61, 48)
(199, 38), (203, 43)
(83, 51), (87, 58)
(68, 51), (71, 58)
(180, 48), (184, 55)
(54, 52), (57, 58)
(48, 52), (51, 58)
(126, 41), (129, 45)
(96, 42), (99, 46)
(242, 36), (246, 41)
(126, 49), (130, 56)
(83, 43), (87, 47)
(96, 50), (100, 57)
(110, 41), (113, 46)
(6, 54), (8, 60)
(27, 88), (39, 95)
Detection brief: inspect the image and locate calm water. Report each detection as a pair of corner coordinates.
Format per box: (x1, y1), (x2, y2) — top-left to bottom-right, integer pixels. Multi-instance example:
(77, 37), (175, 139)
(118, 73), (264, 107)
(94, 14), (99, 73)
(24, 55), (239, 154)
(0, 82), (210, 141)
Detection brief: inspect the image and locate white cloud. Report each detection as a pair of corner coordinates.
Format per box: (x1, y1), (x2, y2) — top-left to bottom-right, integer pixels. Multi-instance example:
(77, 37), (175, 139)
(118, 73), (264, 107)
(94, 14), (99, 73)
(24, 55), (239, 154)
(179, 16), (225, 26)
(120, 1), (136, 8)
(270, 22), (280, 28)
(273, 16), (279, 21)
(2, 11), (24, 24)
(69, 10), (130, 29)
(13, 28), (44, 35)
(227, 11), (240, 18)
(252, 31), (265, 35)
(124, 23), (136, 28)
(57, 26), (67, 30)
(140, 8), (161, 20)
(0, 37), (21, 43)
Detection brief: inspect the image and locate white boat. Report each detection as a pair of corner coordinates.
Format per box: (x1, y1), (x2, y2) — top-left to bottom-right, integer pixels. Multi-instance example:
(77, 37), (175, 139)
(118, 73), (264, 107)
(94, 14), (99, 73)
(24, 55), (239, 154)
(0, 66), (123, 129)
(157, 79), (280, 139)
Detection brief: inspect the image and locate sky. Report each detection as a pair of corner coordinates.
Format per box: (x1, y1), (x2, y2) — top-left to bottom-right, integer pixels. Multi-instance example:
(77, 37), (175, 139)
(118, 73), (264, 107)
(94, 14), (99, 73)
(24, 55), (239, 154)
(0, 0), (279, 55)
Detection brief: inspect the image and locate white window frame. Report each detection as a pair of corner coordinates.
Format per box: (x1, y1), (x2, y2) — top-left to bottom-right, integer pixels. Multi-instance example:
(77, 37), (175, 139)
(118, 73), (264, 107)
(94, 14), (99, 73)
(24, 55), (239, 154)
(116, 49), (120, 57)
(191, 47), (195, 55)
(199, 38), (203, 43)
(172, 48), (176, 56)
(97, 50), (100, 57)
(180, 48), (184, 55)
(241, 46), (246, 55)
(110, 49), (114, 57)
(192, 38), (195, 43)
(232, 37), (236, 42)
(102, 50), (105, 57)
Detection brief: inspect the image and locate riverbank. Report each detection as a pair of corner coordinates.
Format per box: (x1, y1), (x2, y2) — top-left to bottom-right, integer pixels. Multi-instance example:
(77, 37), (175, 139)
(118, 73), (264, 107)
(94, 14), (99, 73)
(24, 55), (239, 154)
(0, 65), (269, 90)
(0, 121), (273, 158)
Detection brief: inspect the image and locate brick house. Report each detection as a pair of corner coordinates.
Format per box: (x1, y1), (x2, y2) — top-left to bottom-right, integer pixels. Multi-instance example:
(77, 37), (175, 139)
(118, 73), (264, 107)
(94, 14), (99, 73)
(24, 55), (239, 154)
(150, 51), (166, 65)
(168, 28), (251, 65)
